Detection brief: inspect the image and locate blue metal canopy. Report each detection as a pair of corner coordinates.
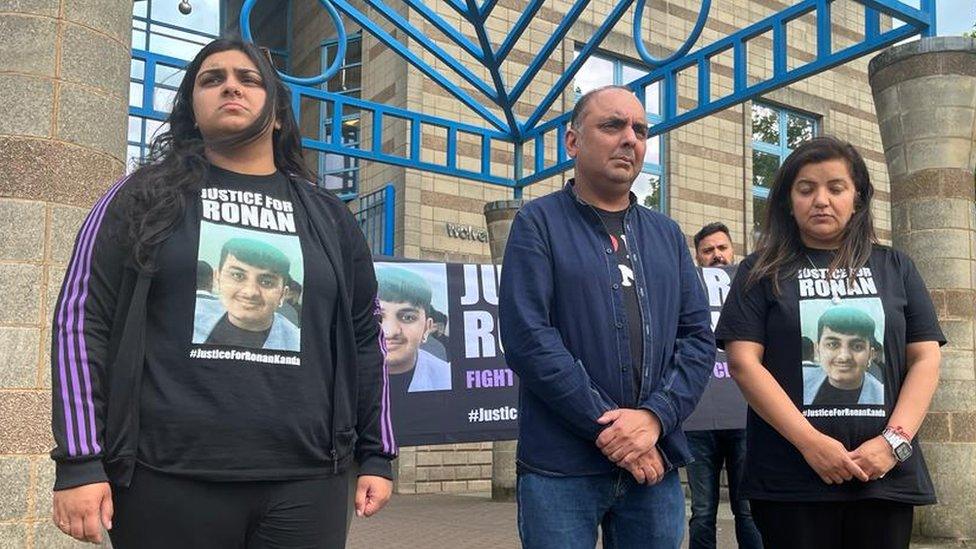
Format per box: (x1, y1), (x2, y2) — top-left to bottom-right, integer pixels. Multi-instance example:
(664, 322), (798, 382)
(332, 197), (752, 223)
(131, 0), (935, 197)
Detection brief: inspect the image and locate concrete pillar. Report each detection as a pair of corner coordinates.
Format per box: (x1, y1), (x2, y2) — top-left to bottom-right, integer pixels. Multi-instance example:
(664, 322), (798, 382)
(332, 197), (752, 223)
(869, 37), (976, 542)
(484, 199), (524, 501)
(0, 1), (132, 546)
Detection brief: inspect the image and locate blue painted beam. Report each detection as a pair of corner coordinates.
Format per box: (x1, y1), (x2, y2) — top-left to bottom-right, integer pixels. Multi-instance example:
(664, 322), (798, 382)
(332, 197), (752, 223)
(402, 0), (485, 62)
(921, 0), (936, 37)
(479, 0), (500, 20)
(443, 0), (470, 20)
(383, 184), (396, 255)
(520, 0), (635, 132)
(358, 0), (498, 101)
(464, 0), (520, 138)
(816, 0), (832, 60)
(496, 0), (544, 63)
(328, 0), (509, 132)
(303, 136), (515, 187)
(633, 0), (711, 67)
(509, 0), (595, 106)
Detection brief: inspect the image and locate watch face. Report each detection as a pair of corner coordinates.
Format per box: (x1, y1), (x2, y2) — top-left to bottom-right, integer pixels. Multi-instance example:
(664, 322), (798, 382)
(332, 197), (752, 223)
(895, 443), (912, 461)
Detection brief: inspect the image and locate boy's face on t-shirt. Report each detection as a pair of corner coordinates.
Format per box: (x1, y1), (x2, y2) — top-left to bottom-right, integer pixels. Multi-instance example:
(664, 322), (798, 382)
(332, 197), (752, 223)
(816, 326), (875, 390)
(214, 254), (287, 331)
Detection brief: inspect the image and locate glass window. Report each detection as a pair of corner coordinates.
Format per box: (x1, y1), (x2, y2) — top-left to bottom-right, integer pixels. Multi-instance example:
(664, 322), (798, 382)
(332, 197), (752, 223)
(752, 150), (779, 191)
(787, 113), (816, 149)
(573, 54), (614, 97)
(633, 173), (662, 211)
(751, 104), (779, 145)
(573, 49), (667, 212)
(128, 0), (226, 168)
(318, 34), (363, 199)
(751, 103), (818, 233)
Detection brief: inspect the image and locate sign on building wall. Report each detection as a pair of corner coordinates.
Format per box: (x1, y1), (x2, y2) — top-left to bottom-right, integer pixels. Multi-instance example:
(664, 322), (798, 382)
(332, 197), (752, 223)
(375, 260), (744, 446)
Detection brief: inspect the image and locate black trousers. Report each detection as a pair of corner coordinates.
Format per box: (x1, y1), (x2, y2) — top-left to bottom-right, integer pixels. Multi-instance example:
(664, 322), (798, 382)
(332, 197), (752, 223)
(110, 466), (351, 549)
(751, 499), (914, 549)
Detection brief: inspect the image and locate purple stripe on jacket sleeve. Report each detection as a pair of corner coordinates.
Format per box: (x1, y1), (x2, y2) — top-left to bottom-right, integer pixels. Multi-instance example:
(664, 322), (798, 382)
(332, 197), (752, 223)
(75, 178), (129, 454)
(56, 184), (116, 456)
(55, 176), (129, 457)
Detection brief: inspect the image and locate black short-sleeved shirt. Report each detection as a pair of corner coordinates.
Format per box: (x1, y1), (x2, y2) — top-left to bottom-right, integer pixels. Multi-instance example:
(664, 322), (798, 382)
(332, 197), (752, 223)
(595, 207), (644, 402)
(714, 245), (945, 504)
(138, 166), (340, 481)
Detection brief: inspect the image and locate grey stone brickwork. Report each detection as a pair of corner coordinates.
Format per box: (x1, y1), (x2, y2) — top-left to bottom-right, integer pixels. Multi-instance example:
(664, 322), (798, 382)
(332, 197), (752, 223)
(0, 1), (131, 546)
(870, 37), (976, 544)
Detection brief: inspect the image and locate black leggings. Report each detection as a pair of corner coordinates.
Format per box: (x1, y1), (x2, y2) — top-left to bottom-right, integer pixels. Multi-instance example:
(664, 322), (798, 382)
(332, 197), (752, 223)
(751, 499), (914, 549)
(110, 466), (351, 549)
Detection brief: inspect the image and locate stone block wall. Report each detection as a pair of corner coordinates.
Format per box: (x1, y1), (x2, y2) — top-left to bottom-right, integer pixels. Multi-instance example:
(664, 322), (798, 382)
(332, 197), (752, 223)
(0, 2), (132, 546)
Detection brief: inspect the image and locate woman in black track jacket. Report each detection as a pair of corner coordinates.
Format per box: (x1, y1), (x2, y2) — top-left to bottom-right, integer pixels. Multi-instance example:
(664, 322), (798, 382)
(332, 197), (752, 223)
(49, 37), (395, 548)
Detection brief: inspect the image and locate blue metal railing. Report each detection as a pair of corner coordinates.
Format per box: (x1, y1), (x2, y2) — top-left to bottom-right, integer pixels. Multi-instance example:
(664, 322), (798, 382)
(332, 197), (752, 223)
(354, 184), (396, 256)
(131, 0), (935, 198)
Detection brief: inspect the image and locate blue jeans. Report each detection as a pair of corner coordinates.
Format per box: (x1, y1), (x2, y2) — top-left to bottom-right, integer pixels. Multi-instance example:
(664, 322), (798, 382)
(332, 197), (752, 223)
(685, 430), (762, 549)
(517, 469), (685, 549)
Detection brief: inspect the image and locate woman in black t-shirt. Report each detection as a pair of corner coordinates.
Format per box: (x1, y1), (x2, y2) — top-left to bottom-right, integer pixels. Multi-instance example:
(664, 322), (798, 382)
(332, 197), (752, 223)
(50, 38), (395, 547)
(716, 136), (944, 549)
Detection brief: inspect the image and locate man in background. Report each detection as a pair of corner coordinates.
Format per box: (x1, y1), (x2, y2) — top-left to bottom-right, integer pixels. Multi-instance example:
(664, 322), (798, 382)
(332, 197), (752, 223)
(688, 222), (762, 549)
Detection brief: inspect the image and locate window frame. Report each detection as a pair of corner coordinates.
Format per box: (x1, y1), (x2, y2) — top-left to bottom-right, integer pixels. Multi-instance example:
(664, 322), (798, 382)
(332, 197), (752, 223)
(750, 102), (819, 228)
(318, 32), (364, 201)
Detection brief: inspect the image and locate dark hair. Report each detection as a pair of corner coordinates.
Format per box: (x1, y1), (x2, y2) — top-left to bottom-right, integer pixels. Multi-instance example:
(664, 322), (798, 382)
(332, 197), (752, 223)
(694, 222), (731, 249)
(570, 85), (633, 128)
(196, 261), (213, 290)
(747, 136), (877, 294)
(377, 267), (432, 312)
(122, 37), (315, 272)
(817, 305), (876, 344)
(218, 237), (291, 280)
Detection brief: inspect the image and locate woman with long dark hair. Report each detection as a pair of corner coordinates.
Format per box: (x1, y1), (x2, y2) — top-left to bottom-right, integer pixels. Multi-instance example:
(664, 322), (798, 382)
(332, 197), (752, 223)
(49, 38), (395, 547)
(716, 136), (943, 548)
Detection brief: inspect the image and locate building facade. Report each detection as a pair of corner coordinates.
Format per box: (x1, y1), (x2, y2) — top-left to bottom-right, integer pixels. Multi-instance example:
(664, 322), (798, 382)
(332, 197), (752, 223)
(9, 1), (969, 546)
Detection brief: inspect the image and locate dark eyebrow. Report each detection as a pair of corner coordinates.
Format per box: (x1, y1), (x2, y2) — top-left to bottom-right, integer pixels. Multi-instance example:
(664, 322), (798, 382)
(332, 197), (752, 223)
(197, 67), (262, 79)
(197, 67), (225, 79)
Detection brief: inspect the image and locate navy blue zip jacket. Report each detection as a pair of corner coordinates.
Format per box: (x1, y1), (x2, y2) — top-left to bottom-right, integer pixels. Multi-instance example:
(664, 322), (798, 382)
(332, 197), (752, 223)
(499, 181), (715, 476)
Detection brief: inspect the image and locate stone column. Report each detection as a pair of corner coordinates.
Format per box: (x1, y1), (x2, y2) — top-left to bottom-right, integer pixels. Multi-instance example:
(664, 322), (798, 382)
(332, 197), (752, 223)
(869, 37), (976, 542)
(484, 199), (524, 501)
(0, 1), (132, 546)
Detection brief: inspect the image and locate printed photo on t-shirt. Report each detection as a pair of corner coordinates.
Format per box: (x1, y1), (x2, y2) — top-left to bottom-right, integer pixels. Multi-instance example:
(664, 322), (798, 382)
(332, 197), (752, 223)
(375, 262), (452, 393)
(192, 220), (304, 353)
(800, 297), (886, 408)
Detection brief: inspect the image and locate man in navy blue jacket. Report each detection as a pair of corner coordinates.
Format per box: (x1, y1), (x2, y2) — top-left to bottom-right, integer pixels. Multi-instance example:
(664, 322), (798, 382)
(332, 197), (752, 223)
(499, 86), (715, 548)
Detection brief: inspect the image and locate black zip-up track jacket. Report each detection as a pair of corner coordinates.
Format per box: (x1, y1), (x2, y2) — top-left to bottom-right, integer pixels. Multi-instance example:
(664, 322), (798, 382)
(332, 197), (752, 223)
(50, 174), (396, 490)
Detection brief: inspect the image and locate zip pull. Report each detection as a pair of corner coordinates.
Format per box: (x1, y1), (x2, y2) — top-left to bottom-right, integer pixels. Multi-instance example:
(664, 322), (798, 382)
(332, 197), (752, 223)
(331, 448), (338, 474)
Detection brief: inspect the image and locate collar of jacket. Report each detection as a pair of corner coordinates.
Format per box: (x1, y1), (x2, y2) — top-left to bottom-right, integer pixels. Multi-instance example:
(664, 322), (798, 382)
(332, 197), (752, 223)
(562, 178), (639, 219)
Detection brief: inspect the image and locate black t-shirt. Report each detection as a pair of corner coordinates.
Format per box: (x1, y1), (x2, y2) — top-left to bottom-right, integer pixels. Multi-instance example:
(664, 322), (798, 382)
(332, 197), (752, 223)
(595, 207), (644, 402)
(138, 166), (340, 480)
(715, 245), (945, 504)
(206, 314), (273, 347)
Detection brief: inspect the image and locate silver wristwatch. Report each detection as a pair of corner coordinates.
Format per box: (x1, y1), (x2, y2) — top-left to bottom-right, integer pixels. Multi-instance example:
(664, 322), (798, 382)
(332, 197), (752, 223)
(882, 427), (912, 462)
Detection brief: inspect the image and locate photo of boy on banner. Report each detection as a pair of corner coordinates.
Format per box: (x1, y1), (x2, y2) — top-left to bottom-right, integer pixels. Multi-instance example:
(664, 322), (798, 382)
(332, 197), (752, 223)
(375, 263), (452, 392)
